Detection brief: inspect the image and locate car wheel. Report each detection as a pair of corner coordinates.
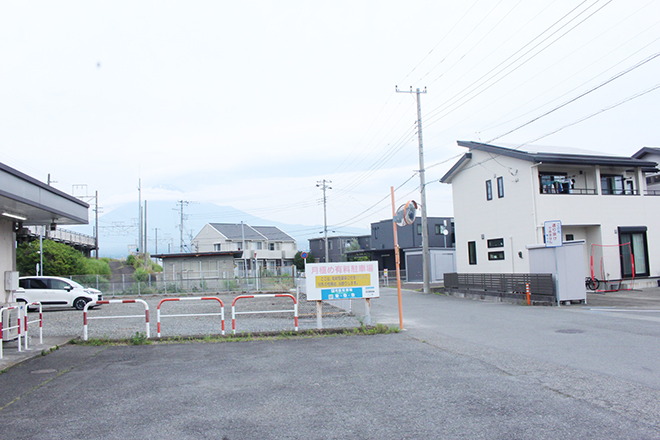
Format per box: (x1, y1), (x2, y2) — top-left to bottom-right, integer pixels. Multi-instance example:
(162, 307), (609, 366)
(74, 297), (89, 310)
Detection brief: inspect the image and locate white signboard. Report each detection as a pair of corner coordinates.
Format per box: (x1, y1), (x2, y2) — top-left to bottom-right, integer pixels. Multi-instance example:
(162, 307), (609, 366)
(544, 220), (563, 247)
(305, 261), (380, 301)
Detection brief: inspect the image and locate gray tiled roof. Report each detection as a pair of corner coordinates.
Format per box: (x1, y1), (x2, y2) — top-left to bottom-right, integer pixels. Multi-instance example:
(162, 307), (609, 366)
(253, 226), (295, 242)
(442, 141), (659, 183)
(209, 223), (265, 240)
(208, 223), (294, 242)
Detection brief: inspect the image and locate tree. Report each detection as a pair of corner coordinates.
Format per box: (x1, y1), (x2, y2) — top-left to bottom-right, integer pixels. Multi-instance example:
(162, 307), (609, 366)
(17, 240), (86, 276)
(16, 239), (112, 277)
(293, 251), (315, 272)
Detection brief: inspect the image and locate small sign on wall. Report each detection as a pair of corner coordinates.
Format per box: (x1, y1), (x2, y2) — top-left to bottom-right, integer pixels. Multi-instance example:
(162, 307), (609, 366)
(544, 220), (563, 247)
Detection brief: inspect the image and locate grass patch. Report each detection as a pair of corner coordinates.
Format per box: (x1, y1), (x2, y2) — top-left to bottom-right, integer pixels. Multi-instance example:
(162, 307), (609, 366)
(71, 324), (398, 346)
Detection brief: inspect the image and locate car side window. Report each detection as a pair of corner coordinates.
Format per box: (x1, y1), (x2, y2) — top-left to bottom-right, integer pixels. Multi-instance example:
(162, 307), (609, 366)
(29, 279), (49, 289)
(49, 279), (70, 290)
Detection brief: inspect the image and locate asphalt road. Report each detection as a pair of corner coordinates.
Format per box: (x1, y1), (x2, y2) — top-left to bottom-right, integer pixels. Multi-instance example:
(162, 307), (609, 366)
(0, 288), (659, 439)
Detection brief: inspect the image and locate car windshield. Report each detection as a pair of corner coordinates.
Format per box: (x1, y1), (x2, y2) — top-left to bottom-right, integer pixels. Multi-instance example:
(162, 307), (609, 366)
(68, 280), (84, 289)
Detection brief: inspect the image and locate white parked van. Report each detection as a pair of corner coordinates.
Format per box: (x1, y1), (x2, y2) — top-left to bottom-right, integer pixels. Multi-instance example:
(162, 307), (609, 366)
(16, 276), (103, 310)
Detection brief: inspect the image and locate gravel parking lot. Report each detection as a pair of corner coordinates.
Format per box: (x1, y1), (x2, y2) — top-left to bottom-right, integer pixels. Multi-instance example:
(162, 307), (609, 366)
(32, 292), (363, 340)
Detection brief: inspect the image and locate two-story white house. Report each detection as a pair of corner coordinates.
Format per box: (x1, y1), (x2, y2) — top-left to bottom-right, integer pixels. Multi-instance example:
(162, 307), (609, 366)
(632, 147), (660, 193)
(192, 223), (297, 272)
(441, 141), (660, 284)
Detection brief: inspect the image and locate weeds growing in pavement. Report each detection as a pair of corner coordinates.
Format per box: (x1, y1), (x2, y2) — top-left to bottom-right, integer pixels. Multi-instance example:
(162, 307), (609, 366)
(40, 345), (60, 356)
(70, 324), (398, 346)
(129, 332), (151, 345)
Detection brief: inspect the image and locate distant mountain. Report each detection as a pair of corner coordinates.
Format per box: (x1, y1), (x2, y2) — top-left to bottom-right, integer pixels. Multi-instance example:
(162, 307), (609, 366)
(66, 201), (368, 258)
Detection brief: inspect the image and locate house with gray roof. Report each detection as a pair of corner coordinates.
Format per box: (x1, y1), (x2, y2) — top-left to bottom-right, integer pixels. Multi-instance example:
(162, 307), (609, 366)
(192, 223), (297, 273)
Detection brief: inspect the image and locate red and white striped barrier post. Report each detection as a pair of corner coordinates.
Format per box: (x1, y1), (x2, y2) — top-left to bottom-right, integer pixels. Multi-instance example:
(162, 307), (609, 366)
(231, 294), (298, 335)
(83, 299), (150, 341)
(23, 302), (43, 349)
(156, 297), (225, 337)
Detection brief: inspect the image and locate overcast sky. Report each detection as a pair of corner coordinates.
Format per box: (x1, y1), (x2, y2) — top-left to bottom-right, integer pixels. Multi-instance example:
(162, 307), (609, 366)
(1, 1), (659, 239)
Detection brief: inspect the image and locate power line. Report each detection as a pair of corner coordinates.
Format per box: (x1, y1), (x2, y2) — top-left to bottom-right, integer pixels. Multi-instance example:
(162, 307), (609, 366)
(476, 2), (660, 134)
(487, 51), (660, 143)
(516, 82), (660, 147)
(422, 1), (610, 130)
(398, 0), (482, 86)
(330, 172), (418, 229)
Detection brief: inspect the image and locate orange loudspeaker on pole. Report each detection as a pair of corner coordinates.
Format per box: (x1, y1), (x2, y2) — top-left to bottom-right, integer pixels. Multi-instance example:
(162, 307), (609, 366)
(391, 187), (404, 330)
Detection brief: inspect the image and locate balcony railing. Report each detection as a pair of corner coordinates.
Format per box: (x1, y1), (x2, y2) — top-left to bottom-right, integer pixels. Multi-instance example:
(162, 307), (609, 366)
(601, 189), (639, 195)
(645, 190), (660, 196)
(540, 186), (597, 195)
(540, 187), (643, 196)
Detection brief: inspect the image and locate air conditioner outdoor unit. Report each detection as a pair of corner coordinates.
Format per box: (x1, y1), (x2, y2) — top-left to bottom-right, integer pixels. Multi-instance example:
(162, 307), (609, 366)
(1, 304), (20, 341)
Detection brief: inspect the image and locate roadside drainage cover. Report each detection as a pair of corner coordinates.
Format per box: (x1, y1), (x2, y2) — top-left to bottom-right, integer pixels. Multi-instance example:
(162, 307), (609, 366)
(555, 329), (585, 334)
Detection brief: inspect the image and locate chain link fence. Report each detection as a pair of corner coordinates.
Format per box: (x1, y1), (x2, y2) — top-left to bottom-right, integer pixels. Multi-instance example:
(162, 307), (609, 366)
(68, 272), (297, 297)
(64, 267), (406, 322)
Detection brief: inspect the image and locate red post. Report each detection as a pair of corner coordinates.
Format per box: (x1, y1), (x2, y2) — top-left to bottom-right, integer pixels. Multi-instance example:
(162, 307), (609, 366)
(526, 282), (531, 306)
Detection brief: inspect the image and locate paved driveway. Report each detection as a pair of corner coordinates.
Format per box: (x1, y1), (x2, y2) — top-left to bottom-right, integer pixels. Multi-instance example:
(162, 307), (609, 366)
(0, 287), (659, 439)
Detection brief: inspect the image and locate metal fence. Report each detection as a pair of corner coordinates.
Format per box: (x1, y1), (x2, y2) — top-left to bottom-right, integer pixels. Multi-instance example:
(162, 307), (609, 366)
(443, 272), (556, 303)
(378, 270), (407, 287)
(68, 268), (404, 296)
(68, 273), (298, 297)
(63, 267), (402, 318)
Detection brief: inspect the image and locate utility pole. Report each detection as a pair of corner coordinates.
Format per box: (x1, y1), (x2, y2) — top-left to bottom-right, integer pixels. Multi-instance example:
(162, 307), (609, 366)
(144, 200), (148, 257)
(175, 200), (190, 252)
(154, 227), (159, 254)
(94, 191), (99, 259)
(316, 179), (332, 263)
(396, 86), (430, 294)
(72, 184), (101, 259)
(138, 179), (142, 256)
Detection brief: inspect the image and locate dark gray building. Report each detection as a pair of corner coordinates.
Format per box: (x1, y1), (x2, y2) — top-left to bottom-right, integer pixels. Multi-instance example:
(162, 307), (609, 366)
(308, 217), (455, 273)
(308, 235), (370, 263)
(368, 217), (454, 273)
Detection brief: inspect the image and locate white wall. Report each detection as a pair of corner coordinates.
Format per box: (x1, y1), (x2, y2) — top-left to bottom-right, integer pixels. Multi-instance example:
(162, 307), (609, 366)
(0, 219), (16, 303)
(193, 224), (227, 252)
(451, 150), (537, 273)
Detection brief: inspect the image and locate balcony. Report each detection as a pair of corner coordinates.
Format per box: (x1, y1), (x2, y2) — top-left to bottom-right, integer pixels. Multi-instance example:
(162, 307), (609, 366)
(540, 186), (641, 196)
(601, 188), (640, 196)
(540, 185), (597, 195)
(539, 174), (641, 196)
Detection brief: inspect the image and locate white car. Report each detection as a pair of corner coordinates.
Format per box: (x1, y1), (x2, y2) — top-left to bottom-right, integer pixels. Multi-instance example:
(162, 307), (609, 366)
(16, 276), (103, 310)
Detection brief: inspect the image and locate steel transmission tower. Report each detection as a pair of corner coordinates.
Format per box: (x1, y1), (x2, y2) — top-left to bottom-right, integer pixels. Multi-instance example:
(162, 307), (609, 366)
(396, 86), (430, 294)
(316, 179), (332, 262)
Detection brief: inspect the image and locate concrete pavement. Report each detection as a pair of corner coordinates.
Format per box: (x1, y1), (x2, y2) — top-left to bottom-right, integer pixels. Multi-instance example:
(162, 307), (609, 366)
(1, 331), (659, 438)
(1, 287), (660, 438)
(0, 336), (73, 372)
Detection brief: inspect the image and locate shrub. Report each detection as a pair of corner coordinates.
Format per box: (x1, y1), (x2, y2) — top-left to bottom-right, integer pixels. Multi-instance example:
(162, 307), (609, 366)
(133, 268), (149, 282)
